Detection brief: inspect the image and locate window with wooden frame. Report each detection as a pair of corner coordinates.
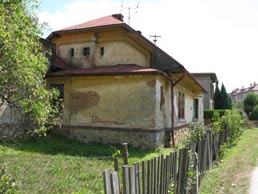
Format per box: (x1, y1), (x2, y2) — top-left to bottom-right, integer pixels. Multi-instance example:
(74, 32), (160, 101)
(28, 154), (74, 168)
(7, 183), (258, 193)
(83, 47), (90, 56)
(178, 92), (185, 120)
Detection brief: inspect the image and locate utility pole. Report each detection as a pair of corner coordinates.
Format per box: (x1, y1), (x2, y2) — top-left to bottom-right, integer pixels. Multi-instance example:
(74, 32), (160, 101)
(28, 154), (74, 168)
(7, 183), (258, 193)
(150, 34), (161, 45)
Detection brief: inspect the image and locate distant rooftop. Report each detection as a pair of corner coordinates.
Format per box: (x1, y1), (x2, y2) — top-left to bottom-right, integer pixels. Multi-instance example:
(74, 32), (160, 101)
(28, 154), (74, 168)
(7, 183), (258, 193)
(230, 82), (258, 95)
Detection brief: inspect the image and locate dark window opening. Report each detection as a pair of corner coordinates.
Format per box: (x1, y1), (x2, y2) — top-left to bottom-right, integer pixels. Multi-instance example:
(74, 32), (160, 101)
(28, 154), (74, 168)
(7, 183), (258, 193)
(160, 86), (165, 111)
(100, 47), (104, 56)
(83, 47), (90, 56)
(50, 84), (64, 111)
(193, 98), (199, 119)
(70, 48), (74, 57)
(178, 92), (185, 120)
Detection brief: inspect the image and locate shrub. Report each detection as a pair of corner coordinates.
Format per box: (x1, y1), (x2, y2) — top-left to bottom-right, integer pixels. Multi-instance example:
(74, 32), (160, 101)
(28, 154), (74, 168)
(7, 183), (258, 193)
(243, 93), (258, 117)
(184, 123), (209, 145)
(249, 105), (258, 120)
(204, 109), (227, 122)
(220, 110), (243, 146)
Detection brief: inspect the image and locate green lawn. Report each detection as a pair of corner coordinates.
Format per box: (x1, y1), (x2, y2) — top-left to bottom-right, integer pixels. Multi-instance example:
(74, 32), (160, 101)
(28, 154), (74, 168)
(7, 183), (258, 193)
(199, 128), (258, 194)
(0, 134), (174, 194)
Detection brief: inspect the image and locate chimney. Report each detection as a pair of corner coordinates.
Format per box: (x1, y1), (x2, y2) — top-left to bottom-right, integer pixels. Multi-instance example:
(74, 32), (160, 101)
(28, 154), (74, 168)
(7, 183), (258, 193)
(112, 14), (124, 21)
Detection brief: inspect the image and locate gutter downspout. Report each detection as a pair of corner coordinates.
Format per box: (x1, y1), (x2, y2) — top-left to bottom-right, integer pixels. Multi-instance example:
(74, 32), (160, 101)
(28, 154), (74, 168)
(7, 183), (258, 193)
(163, 72), (186, 147)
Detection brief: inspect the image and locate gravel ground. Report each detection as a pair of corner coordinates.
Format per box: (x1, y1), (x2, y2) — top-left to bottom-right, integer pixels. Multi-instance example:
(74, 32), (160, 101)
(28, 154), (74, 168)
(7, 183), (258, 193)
(249, 167), (258, 194)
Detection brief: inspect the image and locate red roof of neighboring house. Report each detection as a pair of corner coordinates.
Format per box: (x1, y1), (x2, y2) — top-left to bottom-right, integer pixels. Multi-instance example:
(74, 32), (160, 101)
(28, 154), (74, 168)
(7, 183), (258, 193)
(46, 64), (161, 77)
(58, 14), (124, 31)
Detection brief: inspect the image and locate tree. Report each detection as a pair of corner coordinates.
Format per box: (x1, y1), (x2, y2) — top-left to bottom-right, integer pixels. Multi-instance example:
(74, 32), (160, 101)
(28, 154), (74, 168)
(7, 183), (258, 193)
(243, 93), (258, 117)
(214, 83), (223, 109)
(220, 83), (231, 109)
(0, 1), (59, 135)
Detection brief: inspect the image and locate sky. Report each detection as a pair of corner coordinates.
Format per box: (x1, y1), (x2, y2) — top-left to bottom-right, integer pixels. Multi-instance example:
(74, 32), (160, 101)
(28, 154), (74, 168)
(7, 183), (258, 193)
(38, 0), (258, 92)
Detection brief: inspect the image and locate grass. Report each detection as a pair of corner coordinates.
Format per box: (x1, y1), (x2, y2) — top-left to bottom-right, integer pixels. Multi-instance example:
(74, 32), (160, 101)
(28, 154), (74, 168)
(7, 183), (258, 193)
(199, 128), (258, 194)
(0, 134), (174, 194)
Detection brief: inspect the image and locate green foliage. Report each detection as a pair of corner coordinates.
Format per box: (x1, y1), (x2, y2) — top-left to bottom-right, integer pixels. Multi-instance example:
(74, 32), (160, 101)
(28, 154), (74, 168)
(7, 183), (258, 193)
(214, 83), (231, 109)
(214, 83), (223, 109)
(0, 0), (60, 135)
(204, 109), (227, 122)
(243, 93), (258, 118)
(111, 145), (121, 158)
(185, 123), (209, 145)
(220, 110), (243, 146)
(211, 111), (221, 132)
(0, 164), (17, 194)
(249, 105), (258, 120)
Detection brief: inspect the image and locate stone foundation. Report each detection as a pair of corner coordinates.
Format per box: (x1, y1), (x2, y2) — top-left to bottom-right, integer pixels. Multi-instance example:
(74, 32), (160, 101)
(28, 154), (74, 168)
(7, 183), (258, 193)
(165, 125), (190, 146)
(54, 125), (166, 149)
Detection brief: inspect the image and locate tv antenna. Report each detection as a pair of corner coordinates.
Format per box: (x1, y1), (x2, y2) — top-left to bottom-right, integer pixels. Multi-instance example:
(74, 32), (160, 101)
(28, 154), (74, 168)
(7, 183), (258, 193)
(121, 0), (140, 25)
(150, 34), (161, 45)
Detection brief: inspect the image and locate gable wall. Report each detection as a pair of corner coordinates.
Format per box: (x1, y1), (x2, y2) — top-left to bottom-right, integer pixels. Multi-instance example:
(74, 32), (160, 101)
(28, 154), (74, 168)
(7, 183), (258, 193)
(51, 28), (151, 68)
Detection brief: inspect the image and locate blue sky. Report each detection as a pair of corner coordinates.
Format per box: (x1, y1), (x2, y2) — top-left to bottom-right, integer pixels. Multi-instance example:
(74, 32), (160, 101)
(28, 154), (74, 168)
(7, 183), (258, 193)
(38, 0), (258, 92)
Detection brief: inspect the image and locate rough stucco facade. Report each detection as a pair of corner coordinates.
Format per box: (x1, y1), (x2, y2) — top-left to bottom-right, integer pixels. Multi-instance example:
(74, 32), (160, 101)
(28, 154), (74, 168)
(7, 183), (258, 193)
(45, 14), (206, 149)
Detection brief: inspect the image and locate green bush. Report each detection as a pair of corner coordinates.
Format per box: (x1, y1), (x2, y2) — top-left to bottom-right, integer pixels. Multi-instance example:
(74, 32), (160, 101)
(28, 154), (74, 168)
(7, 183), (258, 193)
(204, 109), (227, 121)
(249, 105), (258, 120)
(220, 110), (243, 146)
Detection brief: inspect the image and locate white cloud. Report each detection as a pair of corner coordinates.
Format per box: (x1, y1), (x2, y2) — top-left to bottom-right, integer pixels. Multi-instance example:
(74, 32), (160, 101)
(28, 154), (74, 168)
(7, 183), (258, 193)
(38, 0), (258, 92)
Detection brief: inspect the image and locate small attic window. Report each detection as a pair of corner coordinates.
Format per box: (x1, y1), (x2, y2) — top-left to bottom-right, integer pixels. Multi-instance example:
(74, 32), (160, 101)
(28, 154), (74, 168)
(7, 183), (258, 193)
(100, 47), (104, 56)
(70, 48), (74, 57)
(83, 47), (90, 56)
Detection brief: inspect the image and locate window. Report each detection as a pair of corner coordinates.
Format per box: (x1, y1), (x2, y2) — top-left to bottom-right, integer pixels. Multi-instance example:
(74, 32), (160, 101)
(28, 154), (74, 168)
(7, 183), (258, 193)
(83, 47), (90, 56)
(70, 48), (74, 57)
(50, 84), (64, 111)
(193, 98), (199, 119)
(100, 47), (104, 56)
(160, 86), (165, 111)
(178, 92), (185, 120)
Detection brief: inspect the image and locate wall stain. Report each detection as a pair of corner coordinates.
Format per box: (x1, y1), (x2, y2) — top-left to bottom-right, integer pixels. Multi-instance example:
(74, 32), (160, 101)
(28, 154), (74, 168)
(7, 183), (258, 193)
(146, 79), (156, 87)
(70, 91), (100, 112)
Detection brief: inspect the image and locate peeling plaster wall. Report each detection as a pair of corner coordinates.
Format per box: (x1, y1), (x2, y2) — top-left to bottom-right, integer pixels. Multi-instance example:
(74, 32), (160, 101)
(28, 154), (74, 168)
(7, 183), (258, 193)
(47, 74), (170, 148)
(47, 75), (167, 130)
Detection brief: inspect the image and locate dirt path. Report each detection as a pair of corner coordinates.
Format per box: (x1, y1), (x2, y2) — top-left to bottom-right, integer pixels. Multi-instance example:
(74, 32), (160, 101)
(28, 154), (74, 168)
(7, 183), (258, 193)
(249, 167), (258, 194)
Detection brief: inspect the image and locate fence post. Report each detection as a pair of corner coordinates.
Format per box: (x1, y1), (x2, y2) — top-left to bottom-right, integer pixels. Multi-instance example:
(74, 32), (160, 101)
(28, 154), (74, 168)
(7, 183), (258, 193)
(111, 172), (120, 194)
(123, 165), (130, 194)
(122, 143), (129, 165)
(103, 169), (112, 194)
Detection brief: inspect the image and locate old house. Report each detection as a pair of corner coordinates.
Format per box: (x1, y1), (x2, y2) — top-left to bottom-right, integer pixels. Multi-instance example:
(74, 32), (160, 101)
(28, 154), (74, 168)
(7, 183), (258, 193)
(192, 73), (218, 110)
(46, 14), (206, 149)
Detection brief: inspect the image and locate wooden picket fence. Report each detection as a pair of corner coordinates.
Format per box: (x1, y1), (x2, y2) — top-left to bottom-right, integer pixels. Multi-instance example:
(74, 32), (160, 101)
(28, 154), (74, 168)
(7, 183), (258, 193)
(103, 128), (229, 194)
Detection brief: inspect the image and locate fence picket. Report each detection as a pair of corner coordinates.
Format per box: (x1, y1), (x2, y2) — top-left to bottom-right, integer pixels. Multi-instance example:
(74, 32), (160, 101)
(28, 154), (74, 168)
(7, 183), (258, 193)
(111, 172), (120, 194)
(103, 169), (112, 194)
(103, 128), (230, 194)
(123, 165), (130, 194)
(142, 160), (147, 194)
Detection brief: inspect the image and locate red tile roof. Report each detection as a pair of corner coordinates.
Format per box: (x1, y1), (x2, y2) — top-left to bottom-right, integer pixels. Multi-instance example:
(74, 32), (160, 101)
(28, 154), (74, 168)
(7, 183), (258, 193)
(59, 14), (124, 31)
(46, 64), (161, 77)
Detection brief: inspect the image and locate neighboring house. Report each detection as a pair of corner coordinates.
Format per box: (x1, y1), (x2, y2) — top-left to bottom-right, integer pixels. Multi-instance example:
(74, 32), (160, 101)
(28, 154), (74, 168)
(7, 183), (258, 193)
(192, 73), (218, 110)
(230, 82), (258, 103)
(45, 14), (206, 149)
